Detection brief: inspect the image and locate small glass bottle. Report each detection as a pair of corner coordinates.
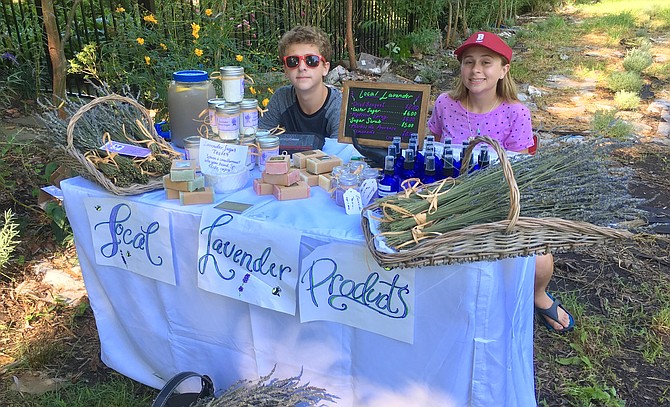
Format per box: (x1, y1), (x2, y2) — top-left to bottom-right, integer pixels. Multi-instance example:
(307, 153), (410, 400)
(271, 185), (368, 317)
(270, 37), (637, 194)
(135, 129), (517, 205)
(442, 140), (456, 179)
(239, 134), (257, 170)
(220, 66), (245, 103)
(378, 155), (399, 198)
(459, 140), (475, 176)
(422, 155), (437, 184)
(207, 98), (226, 135)
(401, 148), (416, 181)
(216, 103), (241, 141)
(257, 135), (280, 171)
(183, 136), (201, 169)
(335, 172), (359, 207)
(392, 136), (404, 176)
(478, 145), (490, 170)
(239, 98), (259, 136)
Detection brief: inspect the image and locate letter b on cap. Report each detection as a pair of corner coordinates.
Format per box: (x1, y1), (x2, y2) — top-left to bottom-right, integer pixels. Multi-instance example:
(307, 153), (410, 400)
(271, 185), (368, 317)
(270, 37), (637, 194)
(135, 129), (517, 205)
(476, 34), (485, 42)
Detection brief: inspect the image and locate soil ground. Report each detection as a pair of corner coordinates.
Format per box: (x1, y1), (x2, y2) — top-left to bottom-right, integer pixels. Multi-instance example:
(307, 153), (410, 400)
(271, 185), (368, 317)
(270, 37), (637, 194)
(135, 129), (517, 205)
(1, 11), (670, 407)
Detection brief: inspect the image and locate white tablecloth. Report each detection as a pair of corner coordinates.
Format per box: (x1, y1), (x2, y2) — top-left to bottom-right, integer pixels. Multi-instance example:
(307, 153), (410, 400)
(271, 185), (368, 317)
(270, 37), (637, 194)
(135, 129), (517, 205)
(61, 166), (536, 406)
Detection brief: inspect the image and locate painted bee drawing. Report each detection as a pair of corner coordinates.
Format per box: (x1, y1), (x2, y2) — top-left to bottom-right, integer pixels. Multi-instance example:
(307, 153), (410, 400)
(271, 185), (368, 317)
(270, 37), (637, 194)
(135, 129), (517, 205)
(272, 286), (281, 296)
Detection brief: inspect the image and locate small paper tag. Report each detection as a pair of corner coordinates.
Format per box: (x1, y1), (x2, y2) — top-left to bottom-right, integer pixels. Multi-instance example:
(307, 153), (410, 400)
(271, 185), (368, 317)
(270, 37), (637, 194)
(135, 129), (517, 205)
(99, 141), (152, 158)
(359, 179), (378, 206)
(343, 188), (363, 215)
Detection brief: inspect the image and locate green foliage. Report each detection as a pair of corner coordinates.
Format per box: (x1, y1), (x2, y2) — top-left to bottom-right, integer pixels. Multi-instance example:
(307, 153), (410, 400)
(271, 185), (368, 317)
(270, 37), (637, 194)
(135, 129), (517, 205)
(623, 47), (653, 73)
(606, 71), (643, 93)
(614, 90), (641, 110)
(380, 40), (411, 63)
(418, 65), (441, 84)
(582, 12), (637, 42)
(404, 28), (442, 55)
(590, 109), (635, 140)
(565, 384), (625, 407)
(35, 374), (154, 407)
(0, 209), (20, 268)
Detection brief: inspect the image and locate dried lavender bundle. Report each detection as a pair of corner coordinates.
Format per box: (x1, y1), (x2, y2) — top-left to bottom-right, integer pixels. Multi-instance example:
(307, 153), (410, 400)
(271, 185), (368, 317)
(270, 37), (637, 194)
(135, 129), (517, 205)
(377, 139), (645, 249)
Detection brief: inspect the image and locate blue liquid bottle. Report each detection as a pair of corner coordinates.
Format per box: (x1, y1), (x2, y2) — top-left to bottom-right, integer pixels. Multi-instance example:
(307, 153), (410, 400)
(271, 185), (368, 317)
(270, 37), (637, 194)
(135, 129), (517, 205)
(442, 148), (456, 178)
(392, 137), (404, 176)
(422, 155), (437, 184)
(378, 155), (400, 198)
(478, 145), (490, 170)
(401, 148), (417, 181)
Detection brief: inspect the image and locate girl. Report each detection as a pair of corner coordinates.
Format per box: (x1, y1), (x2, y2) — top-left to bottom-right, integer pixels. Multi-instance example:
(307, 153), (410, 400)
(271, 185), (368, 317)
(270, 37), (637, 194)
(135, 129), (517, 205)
(428, 31), (574, 333)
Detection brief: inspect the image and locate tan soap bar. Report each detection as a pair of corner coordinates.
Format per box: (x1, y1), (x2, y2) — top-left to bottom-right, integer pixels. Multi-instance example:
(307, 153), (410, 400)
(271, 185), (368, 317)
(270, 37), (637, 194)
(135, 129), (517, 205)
(293, 149), (327, 169)
(299, 169), (319, 187)
(273, 181), (311, 201)
(305, 155), (343, 175)
(170, 160), (197, 181)
(179, 187), (214, 205)
(262, 168), (301, 186)
(163, 174), (205, 192)
(165, 188), (180, 200)
(264, 154), (291, 174)
(253, 178), (274, 195)
(318, 173), (334, 191)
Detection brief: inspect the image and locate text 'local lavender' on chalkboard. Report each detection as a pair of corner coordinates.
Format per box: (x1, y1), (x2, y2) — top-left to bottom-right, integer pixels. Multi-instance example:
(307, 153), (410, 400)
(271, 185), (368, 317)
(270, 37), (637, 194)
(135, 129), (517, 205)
(338, 81), (431, 148)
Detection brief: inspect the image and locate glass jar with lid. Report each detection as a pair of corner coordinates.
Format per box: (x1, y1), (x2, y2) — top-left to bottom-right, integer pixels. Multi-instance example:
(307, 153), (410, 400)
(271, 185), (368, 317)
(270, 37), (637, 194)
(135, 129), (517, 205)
(257, 135), (280, 171)
(216, 103), (241, 142)
(168, 70), (216, 148)
(335, 173), (360, 207)
(207, 98), (226, 135)
(239, 98), (259, 136)
(220, 66), (245, 103)
(239, 134), (257, 170)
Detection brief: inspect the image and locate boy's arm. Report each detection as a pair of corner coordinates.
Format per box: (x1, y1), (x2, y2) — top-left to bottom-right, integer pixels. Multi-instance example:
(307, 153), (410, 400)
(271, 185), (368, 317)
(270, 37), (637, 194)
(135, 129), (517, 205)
(325, 87), (343, 138)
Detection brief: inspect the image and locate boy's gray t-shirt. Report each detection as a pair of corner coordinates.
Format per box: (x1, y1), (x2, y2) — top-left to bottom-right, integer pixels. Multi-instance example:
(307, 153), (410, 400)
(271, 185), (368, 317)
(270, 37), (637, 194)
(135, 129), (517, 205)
(259, 85), (342, 142)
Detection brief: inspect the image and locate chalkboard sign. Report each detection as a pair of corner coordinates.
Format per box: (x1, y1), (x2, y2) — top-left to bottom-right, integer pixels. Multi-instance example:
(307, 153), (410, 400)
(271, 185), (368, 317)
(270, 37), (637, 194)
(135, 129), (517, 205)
(338, 81), (431, 148)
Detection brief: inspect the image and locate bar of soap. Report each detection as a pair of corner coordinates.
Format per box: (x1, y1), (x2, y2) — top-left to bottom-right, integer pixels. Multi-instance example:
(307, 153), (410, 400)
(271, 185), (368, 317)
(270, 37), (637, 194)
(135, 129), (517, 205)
(163, 174), (205, 192)
(293, 149), (327, 169)
(262, 168), (301, 186)
(264, 154), (291, 174)
(318, 173), (334, 191)
(305, 155), (343, 175)
(165, 188), (180, 200)
(299, 169), (319, 187)
(273, 181), (310, 201)
(179, 187), (214, 205)
(253, 178), (274, 195)
(170, 160), (197, 181)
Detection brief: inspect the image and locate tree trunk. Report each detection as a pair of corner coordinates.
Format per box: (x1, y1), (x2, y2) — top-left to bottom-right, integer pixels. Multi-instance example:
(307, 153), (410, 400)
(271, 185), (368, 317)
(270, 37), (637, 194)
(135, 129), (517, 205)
(346, 0), (356, 71)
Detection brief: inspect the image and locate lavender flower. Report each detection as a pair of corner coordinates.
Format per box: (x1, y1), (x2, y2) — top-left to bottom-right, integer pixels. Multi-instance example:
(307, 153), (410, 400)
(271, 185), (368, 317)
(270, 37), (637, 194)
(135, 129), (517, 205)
(1, 52), (18, 66)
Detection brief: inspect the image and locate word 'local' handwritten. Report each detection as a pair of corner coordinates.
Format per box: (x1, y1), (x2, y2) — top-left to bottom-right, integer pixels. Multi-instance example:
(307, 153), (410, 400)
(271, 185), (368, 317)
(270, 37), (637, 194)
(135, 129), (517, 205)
(94, 203), (163, 266)
(301, 258), (409, 319)
(199, 213), (291, 281)
(357, 90), (414, 100)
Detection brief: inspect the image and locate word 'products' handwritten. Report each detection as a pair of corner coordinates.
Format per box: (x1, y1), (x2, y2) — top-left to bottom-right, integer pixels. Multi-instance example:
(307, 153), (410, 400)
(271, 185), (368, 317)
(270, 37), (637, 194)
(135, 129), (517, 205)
(199, 213), (291, 281)
(93, 203), (163, 266)
(301, 258), (410, 318)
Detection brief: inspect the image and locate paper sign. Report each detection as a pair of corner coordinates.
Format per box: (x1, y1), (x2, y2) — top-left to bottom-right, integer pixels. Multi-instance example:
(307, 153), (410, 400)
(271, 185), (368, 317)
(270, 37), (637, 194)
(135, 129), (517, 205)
(99, 141), (152, 158)
(299, 242), (415, 343)
(343, 188), (363, 215)
(359, 178), (378, 206)
(84, 197), (175, 285)
(199, 138), (248, 175)
(197, 207), (301, 315)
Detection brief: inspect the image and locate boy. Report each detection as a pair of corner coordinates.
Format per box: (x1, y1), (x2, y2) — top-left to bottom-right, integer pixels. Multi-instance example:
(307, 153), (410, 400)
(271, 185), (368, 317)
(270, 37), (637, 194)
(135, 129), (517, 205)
(259, 26), (342, 149)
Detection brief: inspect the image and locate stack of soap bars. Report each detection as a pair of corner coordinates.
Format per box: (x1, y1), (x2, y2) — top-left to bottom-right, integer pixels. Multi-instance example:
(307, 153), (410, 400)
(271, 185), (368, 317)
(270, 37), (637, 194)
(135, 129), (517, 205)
(163, 159), (214, 205)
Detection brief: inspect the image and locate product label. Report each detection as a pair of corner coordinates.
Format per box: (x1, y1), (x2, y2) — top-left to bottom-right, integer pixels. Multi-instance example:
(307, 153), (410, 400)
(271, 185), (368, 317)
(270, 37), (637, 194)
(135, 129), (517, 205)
(343, 188), (363, 215)
(99, 141), (152, 158)
(359, 179), (378, 205)
(218, 115), (239, 132)
(242, 110), (259, 128)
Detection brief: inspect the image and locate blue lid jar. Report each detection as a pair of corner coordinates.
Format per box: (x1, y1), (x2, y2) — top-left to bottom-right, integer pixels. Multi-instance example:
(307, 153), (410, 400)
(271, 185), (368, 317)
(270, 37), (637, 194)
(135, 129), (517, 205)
(172, 70), (209, 82)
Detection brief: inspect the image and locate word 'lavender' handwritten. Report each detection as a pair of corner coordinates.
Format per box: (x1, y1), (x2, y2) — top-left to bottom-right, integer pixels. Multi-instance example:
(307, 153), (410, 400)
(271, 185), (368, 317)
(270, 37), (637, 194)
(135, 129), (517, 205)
(93, 203), (163, 266)
(301, 258), (409, 318)
(199, 213), (291, 281)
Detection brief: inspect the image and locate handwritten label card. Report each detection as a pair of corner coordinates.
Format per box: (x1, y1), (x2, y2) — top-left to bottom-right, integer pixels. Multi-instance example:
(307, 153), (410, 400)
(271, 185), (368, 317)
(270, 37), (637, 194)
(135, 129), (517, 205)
(199, 138), (248, 175)
(84, 197), (175, 285)
(197, 207), (302, 315)
(338, 81), (431, 148)
(299, 242), (416, 343)
(99, 141), (152, 158)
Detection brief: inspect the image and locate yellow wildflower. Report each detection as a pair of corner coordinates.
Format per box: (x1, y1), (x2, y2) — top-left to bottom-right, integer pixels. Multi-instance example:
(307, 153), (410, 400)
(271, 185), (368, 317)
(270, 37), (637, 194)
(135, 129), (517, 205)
(194, 48), (204, 57)
(191, 23), (201, 39)
(144, 56), (151, 65)
(236, 55), (244, 62)
(143, 14), (158, 24)
(267, 87), (274, 94)
(205, 9), (213, 17)
(136, 37), (145, 45)
(250, 86), (256, 95)
(262, 98), (269, 108)
(115, 7), (125, 13)
(160, 43), (167, 51)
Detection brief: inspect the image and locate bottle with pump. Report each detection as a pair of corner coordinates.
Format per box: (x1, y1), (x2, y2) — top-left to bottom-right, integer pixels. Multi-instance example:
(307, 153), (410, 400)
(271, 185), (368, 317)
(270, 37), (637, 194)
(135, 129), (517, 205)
(392, 137), (404, 176)
(422, 155), (437, 184)
(478, 145), (490, 170)
(442, 146), (456, 179)
(401, 148), (416, 181)
(378, 155), (400, 197)
(458, 140), (474, 176)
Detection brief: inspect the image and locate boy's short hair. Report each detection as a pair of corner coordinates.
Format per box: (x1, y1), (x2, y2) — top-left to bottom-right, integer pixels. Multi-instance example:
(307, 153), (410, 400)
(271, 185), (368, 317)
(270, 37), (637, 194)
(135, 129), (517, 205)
(278, 26), (332, 62)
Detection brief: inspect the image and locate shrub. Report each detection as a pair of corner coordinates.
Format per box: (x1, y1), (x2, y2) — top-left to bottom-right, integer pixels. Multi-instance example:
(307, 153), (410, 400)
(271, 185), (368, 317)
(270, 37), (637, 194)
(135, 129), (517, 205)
(606, 71), (643, 93)
(614, 91), (641, 111)
(0, 209), (20, 269)
(590, 109), (635, 140)
(404, 28), (442, 55)
(623, 48), (653, 73)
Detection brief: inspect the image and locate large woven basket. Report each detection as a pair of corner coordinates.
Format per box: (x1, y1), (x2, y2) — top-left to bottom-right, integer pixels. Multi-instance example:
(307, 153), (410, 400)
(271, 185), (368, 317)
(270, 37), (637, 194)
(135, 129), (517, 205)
(361, 136), (633, 269)
(65, 94), (178, 195)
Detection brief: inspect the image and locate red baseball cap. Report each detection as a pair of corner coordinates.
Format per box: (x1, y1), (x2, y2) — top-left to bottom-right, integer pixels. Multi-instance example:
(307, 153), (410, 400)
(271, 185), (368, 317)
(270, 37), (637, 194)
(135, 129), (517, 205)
(455, 31), (513, 62)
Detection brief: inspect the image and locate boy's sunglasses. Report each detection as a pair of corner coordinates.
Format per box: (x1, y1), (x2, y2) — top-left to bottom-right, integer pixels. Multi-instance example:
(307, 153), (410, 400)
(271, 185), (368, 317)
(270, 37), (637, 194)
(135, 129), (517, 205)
(283, 54), (324, 69)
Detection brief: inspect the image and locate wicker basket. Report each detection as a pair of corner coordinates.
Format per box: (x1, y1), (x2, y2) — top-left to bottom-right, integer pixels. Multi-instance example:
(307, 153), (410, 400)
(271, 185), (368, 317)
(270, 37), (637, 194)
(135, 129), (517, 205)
(65, 94), (178, 195)
(361, 136), (633, 269)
